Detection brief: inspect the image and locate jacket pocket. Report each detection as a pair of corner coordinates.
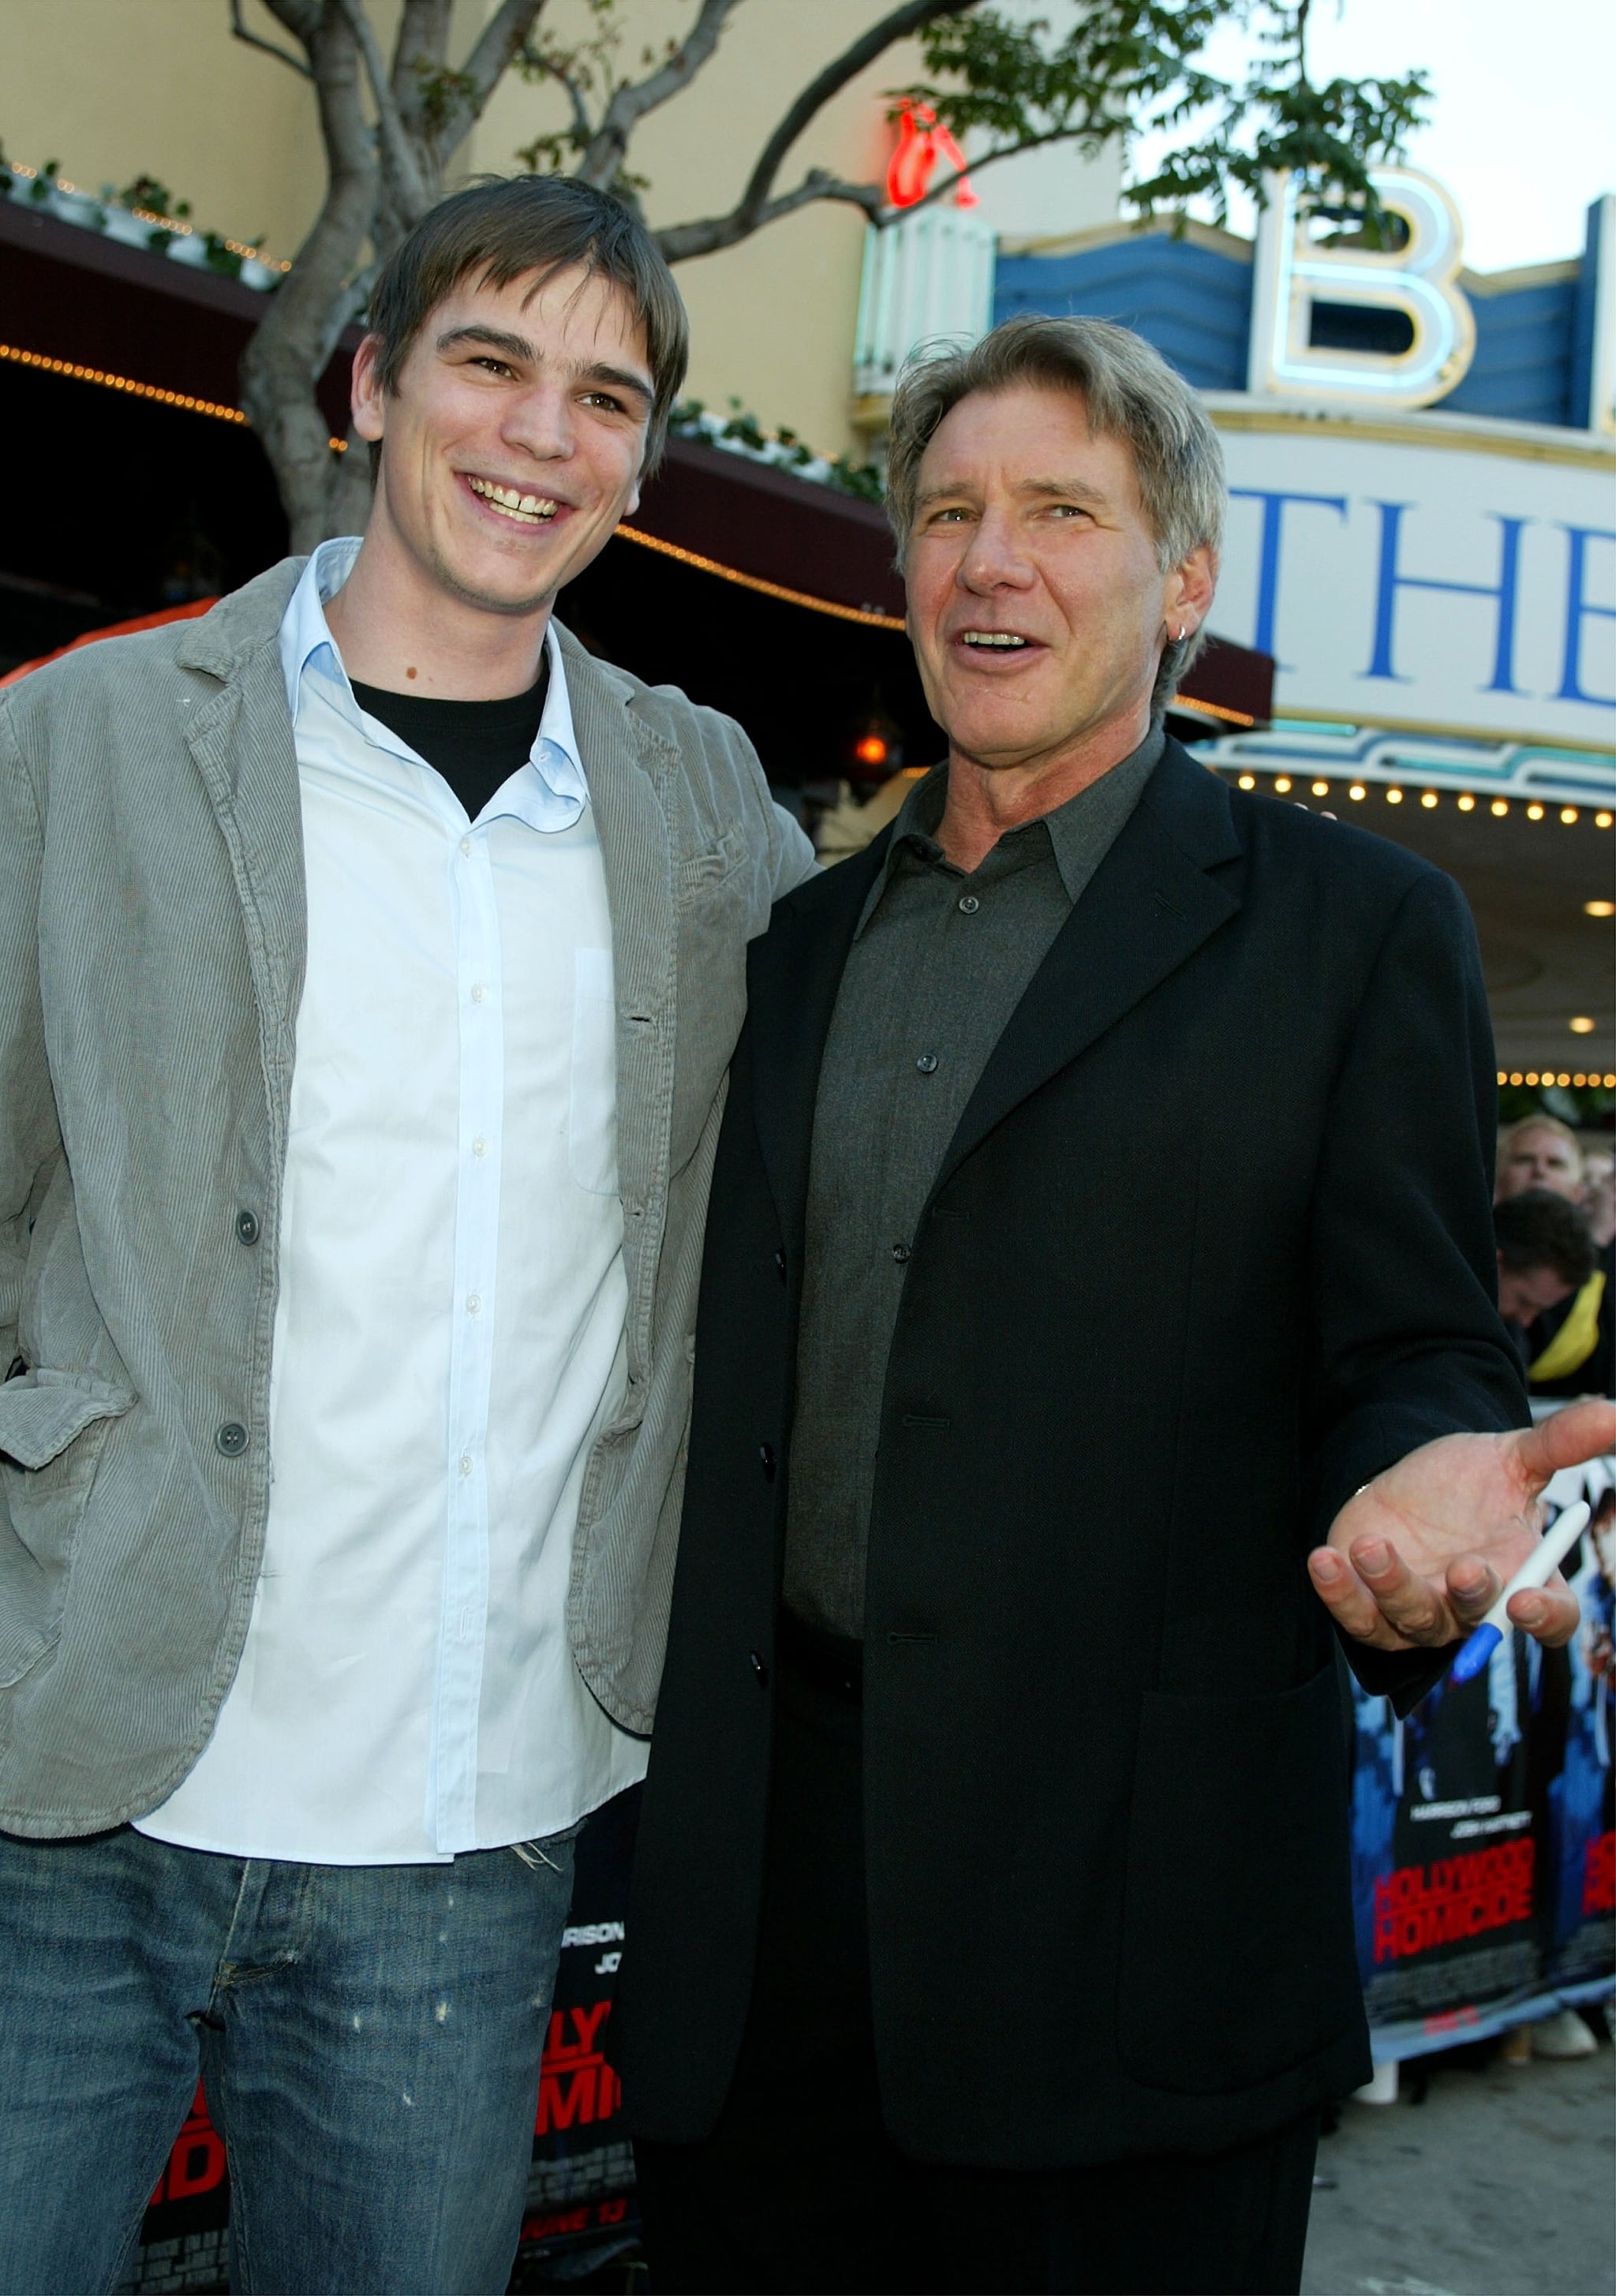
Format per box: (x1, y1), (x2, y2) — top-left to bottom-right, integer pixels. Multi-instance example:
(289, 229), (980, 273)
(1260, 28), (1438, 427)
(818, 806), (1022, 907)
(0, 1367), (134, 1471)
(1115, 1660), (1359, 2095)
(0, 1369), (134, 1688)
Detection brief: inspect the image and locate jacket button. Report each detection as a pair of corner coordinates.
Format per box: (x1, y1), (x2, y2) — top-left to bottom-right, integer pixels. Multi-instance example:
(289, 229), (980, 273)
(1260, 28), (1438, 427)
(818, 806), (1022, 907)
(750, 1651), (770, 1687)
(215, 1422), (249, 1457)
(773, 1249), (787, 1283)
(235, 1210), (261, 1246)
(759, 1443), (776, 1483)
(891, 1242), (911, 1265)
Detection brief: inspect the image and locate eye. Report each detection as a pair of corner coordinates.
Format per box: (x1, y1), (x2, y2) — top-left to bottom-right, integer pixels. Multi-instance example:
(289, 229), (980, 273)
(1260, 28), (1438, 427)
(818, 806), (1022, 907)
(469, 356), (516, 379)
(582, 391), (628, 413)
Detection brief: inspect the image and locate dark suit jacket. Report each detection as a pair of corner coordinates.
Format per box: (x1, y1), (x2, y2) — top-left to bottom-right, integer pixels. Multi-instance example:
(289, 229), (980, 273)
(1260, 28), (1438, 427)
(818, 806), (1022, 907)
(617, 739), (1528, 2170)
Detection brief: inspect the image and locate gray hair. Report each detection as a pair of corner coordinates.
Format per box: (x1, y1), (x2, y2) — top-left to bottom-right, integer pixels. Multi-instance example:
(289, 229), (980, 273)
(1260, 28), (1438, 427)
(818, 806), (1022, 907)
(885, 316), (1226, 716)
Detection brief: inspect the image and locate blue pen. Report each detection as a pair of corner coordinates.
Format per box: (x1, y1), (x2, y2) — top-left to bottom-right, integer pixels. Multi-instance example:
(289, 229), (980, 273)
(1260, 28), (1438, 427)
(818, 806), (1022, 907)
(1448, 1501), (1590, 1685)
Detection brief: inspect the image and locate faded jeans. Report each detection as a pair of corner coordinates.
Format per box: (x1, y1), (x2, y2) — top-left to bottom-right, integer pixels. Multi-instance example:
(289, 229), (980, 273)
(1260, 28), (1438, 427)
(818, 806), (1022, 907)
(0, 1820), (578, 2296)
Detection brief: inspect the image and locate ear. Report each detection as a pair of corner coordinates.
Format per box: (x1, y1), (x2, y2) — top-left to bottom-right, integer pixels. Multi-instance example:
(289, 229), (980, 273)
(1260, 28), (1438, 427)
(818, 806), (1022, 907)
(350, 332), (387, 447)
(1163, 540), (1218, 640)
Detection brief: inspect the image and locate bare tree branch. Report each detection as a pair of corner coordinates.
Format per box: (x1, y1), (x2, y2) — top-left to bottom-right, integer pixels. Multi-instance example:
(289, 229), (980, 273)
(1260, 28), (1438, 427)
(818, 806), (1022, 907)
(727, 0), (967, 233)
(337, 0), (435, 222)
(391, 0), (454, 113)
(230, 0), (313, 77)
(578, 0), (739, 189)
(454, 0), (552, 125)
(657, 170), (884, 264)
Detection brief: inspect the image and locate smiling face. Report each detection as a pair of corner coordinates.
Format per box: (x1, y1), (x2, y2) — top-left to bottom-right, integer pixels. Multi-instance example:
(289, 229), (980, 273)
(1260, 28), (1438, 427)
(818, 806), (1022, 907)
(903, 383), (1216, 784)
(350, 261), (654, 622)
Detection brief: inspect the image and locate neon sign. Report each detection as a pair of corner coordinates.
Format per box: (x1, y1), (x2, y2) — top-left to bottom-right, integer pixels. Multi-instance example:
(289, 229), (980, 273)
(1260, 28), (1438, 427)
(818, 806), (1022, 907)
(887, 106), (978, 210)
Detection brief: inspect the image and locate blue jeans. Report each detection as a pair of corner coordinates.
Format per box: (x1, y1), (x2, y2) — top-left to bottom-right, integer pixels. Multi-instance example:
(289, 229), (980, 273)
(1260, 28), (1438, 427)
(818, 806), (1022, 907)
(0, 1822), (578, 2296)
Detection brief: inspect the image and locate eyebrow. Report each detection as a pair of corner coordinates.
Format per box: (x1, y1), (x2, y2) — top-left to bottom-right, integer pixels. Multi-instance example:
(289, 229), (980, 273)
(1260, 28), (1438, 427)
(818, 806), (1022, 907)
(913, 474), (1113, 514)
(434, 326), (655, 412)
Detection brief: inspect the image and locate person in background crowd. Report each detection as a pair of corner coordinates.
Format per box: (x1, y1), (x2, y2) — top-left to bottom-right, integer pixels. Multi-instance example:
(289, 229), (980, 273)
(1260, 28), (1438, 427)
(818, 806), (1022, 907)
(1494, 1189), (1599, 1360)
(1494, 1116), (1615, 1398)
(1494, 1112), (1585, 1202)
(616, 314), (1616, 2296)
(0, 177), (813, 2296)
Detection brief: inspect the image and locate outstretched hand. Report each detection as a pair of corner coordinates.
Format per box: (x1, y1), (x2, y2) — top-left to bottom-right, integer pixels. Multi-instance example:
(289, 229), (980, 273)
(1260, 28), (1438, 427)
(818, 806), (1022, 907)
(1308, 1399), (1616, 1654)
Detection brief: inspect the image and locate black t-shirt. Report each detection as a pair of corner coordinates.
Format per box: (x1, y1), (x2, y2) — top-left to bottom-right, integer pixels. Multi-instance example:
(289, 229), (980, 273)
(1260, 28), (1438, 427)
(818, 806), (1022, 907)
(350, 657), (549, 825)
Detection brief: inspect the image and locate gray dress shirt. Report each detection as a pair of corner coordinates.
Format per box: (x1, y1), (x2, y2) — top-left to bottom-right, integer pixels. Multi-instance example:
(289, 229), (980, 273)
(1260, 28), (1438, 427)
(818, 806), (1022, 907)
(783, 728), (1165, 1639)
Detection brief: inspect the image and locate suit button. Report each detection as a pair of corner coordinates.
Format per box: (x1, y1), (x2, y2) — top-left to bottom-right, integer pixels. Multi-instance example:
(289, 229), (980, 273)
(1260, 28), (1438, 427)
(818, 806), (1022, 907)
(773, 1250), (787, 1283)
(759, 1443), (776, 1483)
(750, 1651), (770, 1687)
(235, 1210), (260, 1246)
(215, 1422), (249, 1457)
(891, 1243), (911, 1265)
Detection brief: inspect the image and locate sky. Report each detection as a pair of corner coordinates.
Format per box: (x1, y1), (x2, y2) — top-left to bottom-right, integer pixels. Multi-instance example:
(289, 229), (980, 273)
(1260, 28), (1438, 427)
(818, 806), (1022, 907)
(1128, 0), (1616, 273)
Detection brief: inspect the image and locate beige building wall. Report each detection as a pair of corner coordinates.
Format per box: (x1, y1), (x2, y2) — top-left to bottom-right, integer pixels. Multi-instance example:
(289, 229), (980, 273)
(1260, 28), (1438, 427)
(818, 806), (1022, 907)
(3, 0), (1119, 460)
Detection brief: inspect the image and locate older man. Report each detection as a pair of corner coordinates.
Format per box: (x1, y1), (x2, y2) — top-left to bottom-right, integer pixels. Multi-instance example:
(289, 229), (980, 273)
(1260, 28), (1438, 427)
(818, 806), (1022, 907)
(617, 316), (1616, 2296)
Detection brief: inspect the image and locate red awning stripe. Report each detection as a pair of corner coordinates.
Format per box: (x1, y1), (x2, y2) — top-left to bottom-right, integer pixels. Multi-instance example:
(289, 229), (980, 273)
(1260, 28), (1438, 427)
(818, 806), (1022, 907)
(0, 596), (218, 690)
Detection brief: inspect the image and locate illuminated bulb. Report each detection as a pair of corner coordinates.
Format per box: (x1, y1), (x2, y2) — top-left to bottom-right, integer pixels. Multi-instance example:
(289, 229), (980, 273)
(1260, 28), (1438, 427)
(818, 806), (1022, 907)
(1237, 773), (1256, 790)
(1526, 1071), (1539, 1085)
(1561, 808), (1579, 825)
(1420, 791), (1438, 808)
(1557, 1072), (1571, 1086)
(1527, 803), (1545, 820)
(1386, 787), (1404, 805)
(854, 734), (888, 766)
(1599, 813), (1614, 828)
(1497, 1071), (1508, 1085)
(1311, 780), (1329, 796)
(1569, 1016), (1595, 1034)
(1349, 783), (1366, 801)
(1457, 793), (1475, 811)
(1509, 1071), (1524, 1086)
(1274, 776), (1292, 794)
(1574, 1072), (1588, 1086)
(1585, 901), (1616, 918)
(1491, 799), (1509, 817)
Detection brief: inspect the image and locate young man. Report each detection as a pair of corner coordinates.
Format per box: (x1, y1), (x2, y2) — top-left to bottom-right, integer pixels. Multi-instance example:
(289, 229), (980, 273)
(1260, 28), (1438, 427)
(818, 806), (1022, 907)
(618, 316), (1616, 2294)
(0, 177), (813, 2295)
(1494, 1187), (1598, 1344)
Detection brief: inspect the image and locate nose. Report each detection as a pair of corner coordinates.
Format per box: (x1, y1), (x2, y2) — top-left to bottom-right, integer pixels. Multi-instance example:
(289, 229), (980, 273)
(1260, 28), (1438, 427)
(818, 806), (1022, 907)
(956, 507), (1034, 595)
(502, 378), (576, 465)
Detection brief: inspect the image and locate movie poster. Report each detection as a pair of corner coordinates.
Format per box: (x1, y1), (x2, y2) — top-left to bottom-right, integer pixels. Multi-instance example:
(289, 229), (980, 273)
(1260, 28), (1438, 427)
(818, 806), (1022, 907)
(1548, 1473), (1616, 1994)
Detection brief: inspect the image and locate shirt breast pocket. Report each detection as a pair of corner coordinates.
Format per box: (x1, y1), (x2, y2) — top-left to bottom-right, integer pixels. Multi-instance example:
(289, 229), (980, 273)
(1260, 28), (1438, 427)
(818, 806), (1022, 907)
(570, 947), (619, 1195)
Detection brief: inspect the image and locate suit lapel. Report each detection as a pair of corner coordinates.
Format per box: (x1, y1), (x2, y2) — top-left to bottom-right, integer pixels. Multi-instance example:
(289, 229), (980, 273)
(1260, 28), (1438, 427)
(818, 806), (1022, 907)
(750, 836), (888, 1258)
(933, 743), (1244, 1195)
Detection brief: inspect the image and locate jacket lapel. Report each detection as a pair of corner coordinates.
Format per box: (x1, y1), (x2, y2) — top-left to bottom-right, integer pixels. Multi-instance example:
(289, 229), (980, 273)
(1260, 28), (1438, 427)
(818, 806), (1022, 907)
(175, 563), (309, 1094)
(750, 836), (889, 1258)
(933, 742), (1244, 1195)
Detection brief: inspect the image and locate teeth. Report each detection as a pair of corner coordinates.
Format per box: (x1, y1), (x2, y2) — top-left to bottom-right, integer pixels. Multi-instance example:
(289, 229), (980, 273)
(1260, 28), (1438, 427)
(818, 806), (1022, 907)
(963, 631), (1029, 649)
(467, 477), (558, 523)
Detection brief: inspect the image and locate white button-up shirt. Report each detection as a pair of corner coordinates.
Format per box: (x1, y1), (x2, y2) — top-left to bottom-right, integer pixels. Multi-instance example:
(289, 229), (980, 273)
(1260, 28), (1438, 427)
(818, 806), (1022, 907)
(140, 537), (648, 1862)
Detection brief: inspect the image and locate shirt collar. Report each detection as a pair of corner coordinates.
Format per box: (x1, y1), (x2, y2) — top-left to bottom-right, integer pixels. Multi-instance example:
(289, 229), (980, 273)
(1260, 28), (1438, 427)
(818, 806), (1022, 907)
(856, 724), (1167, 934)
(277, 536), (587, 832)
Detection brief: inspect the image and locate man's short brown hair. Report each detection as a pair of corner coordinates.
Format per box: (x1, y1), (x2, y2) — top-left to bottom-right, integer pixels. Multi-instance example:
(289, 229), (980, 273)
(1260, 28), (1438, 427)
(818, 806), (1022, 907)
(1494, 1187), (1598, 1288)
(365, 175), (688, 473)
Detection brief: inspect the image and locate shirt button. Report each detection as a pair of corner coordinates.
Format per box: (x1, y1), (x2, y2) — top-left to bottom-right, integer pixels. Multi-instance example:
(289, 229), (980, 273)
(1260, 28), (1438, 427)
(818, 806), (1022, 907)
(470, 985), (488, 1005)
(472, 1137), (488, 1159)
(215, 1422), (249, 1457)
(459, 836), (472, 858)
(458, 1453), (474, 1477)
(958, 894), (980, 914)
(234, 1209), (260, 1245)
(891, 1243), (911, 1265)
(466, 1294), (482, 1315)
(915, 1053), (938, 1075)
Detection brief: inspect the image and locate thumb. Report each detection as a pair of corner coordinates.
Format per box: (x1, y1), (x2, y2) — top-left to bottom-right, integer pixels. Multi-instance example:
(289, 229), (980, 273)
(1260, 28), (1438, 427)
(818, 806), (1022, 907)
(1512, 1398), (1616, 1492)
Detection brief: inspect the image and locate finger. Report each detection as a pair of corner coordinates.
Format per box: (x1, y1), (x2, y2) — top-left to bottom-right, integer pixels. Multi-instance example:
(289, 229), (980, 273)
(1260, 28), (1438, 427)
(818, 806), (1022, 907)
(1513, 1399), (1616, 1491)
(1508, 1581), (1580, 1650)
(1444, 1555), (1501, 1625)
(1307, 1546), (1412, 1651)
(1346, 1535), (1453, 1646)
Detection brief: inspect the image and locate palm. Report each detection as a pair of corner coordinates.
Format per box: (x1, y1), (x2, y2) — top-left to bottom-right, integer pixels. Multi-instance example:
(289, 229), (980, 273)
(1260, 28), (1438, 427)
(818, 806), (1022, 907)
(1309, 1398), (1616, 1653)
